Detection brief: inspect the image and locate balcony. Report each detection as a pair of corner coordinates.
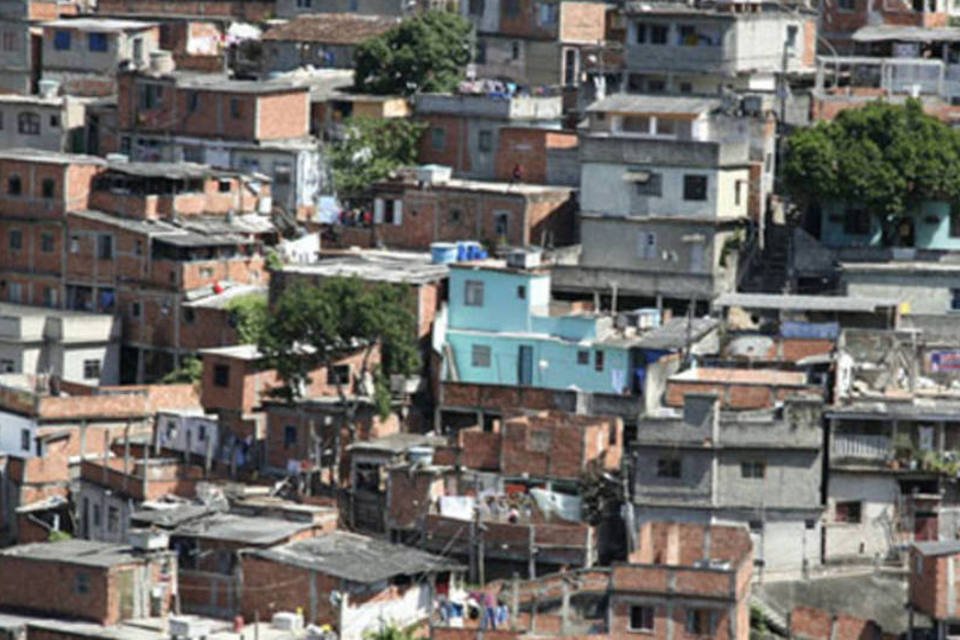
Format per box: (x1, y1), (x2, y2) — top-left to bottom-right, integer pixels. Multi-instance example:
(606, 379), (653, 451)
(831, 433), (891, 461)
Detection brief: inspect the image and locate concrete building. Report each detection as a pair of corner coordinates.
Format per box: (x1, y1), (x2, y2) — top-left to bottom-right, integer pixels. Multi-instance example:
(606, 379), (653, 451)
(551, 94), (772, 310)
(631, 392), (824, 580)
(260, 14), (399, 74)
(0, 92), (88, 152)
(0, 538), (176, 625)
(240, 531), (464, 639)
(621, 0), (816, 95)
(40, 18), (159, 96)
(0, 303), (120, 384)
(414, 92), (565, 181)
(0, 0), (83, 94)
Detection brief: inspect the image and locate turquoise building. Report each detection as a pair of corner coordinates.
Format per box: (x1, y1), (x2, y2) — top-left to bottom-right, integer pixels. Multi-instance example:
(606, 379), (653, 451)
(442, 259), (666, 395)
(820, 201), (960, 250)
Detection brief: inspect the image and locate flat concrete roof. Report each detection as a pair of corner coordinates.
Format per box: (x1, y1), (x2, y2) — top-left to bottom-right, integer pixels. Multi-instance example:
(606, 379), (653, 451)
(586, 94), (722, 115)
(715, 292), (900, 313)
(42, 17), (157, 31)
(0, 540), (150, 568)
(670, 367), (807, 386)
(172, 512), (315, 545)
(0, 148), (106, 165)
(280, 250), (449, 284)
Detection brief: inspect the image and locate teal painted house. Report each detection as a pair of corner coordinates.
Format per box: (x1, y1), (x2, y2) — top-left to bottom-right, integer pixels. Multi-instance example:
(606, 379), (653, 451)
(820, 201), (960, 250)
(438, 257), (715, 396)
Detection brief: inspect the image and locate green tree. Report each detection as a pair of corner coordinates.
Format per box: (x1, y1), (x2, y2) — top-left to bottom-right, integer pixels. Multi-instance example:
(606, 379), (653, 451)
(354, 10), (473, 96)
(364, 623), (416, 640)
(330, 117), (426, 203)
(226, 293), (269, 344)
(259, 278), (420, 485)
(161, 356), (202, 384)
(783, 99), (960, 244)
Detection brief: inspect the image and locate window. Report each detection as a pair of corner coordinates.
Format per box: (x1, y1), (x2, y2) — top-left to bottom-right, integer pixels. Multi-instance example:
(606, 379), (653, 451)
(651, 25), (668, 44)
(134, 240), (143, 256)
(97, 234), (113, 259)
(16, 112), (37, 135)
(475, 40), (487, 64)
(9, 229), (22, 250)
(637, 231), (657, 260)
(431, 127), (446, 150)
(537, 1), (558, 25)
(326, 364), (351, 385)
(741, 460), (766, 479)
(83, 359), (101, 379)
(1, 31), (15, 52)
(296, 0), (311, 7)
(469, 0), (484, 14)
(88, 32), (108, 52)
(284, 425), (297, 448)
(7, 174), (20, 195)
(655, 118), (676, 136)
(634, 172), (662, 197)
(218, 179), (231, 193)
(131, 301), (141, 318)
(623, 115), (650, 133)
(680, 82), (693, 93)
(785, 24), (798, 49)
(504, 0), (520, 15)
(635, 23), (647, 43)
(678, 24), (696, 45)
(75, 572), (90, 594)
(213, 364), (230, 387)
(843, 207), (871, 235)
(20, 429), (29, 451)
(577, 350), (589, 365)
(478, 130), (493, 152)
(137, 83), (163, 110)
(629, 606), (654, 632)
(683, 175), (708, 201)
(230, 98), (241, 118)
(511, 41), (520, 60)
(41, 178), (55, 199)
(472, 344), (492, 367)
(594, 350), (604, 372)
(7, 282), (21, 303)
(49, 114), (59, 128)
(495, 212), (509, 238)
(464, 280), (484, 306)
(952, 288), (960, 311)
(183, 308), (195, 323)
(805, 519), (817, 530)
(42, 287), (56, 308)
(835, 500), (862, 524)
(0, 359), (14, 373)
(187, 90), (200, 113)
(517, 285), (526, 299)
(107, 506), (119, 533)
(685, 610), (716, 636)
(92, 505), (101, 528)
(657, 458), (681, 478)
(53, 30), (71, 50)
(838, 0), (855, 10)
(197, 424), (206, 442)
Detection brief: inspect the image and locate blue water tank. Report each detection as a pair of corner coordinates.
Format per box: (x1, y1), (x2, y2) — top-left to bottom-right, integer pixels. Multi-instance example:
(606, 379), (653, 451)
(430, 242), (458, 264)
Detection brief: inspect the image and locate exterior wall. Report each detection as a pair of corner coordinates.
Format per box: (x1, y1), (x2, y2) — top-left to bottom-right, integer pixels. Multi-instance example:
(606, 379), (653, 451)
(0, 556), (113, 622)
(494, 127), (578, 185)
(790, 606), (885, 640)
(580, 161), (748, 219)
(262, 41), (358, 73)
(0, 19), (32, 94)
(368, 186), (575, 251)
(824, 471), (899, 561)
(842, 268), (959, 315)
(274, 0), (404, 18)
(95, 0), (272, 20)
(42, 26), (159, 74)
(75, 480), (134, 543)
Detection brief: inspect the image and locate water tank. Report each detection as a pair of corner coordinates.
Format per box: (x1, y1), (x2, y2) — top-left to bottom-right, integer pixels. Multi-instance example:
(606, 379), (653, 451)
(506, 248), (541, 270)
(416, 164), (452, 186)
(149, 50), (176, 74)
(38, 79), (60, 99)
(408, 446), (434, 465)
(272, 612), (304, 632)
(430, 242), (457, 264)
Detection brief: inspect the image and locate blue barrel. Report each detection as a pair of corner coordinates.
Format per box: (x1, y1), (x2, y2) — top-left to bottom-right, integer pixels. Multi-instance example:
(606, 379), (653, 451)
(430, 242), (458, 264)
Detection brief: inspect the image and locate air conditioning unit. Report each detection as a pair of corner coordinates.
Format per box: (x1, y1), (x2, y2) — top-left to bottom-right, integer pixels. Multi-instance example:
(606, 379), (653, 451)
(128, 529), (169, 552)
(169, 616), (212, 640)
(272, 612), (304, 632)
(506, 249), (541, 270)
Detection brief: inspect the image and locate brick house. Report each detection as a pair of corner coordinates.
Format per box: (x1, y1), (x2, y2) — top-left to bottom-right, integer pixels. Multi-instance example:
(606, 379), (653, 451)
(240, 531), (464, 640)
(354, 170), (577, 251)
(608, 522), (753, 640)
(909, 540), (960, 637)
(462, 0), (608, 87)
(116, 66), (320, 221)
(0, 538), (176, 625)
(414, 93), (565, 181)
(94, 0), (272, 22)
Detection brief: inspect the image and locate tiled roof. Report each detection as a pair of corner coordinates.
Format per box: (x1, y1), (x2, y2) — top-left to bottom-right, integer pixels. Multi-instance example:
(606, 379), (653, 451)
(261, 13), (400, 45)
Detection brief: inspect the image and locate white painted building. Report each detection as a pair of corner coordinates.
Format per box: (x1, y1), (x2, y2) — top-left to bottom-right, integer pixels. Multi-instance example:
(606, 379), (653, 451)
(0, 303), (120, 384)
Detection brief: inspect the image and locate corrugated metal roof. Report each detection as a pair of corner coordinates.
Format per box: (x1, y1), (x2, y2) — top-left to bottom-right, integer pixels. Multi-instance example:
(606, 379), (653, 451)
(852, 25), (960, 43)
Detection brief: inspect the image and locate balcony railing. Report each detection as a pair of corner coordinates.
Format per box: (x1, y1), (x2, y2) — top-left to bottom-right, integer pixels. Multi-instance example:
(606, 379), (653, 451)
(831, 434), (890, 461)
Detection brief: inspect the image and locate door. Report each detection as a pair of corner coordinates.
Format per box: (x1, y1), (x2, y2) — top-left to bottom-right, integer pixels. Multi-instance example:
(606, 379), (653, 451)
(517, 345), (533, 386)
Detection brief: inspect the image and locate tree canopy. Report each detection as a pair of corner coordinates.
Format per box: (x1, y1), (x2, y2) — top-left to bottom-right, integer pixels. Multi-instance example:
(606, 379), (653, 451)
(354, 10), (473, 96)
(783, 99), (960, 219)
(258, 277), (419, 411)
(226, 293), (269, 344)
(330, 117), (426, 202)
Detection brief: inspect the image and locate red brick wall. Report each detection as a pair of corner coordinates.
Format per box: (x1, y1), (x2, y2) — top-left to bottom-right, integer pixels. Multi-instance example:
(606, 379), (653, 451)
(240, 556), (340, 625)
(257, 91), (310, 140)
(97, 0), (272, 21)
(0, 557), (113, 623)
(499, 0), (558, 39)
(790, 606), (884, 640)
(494, 128), (577, 184)
(417, 115), (469, 173)
(559, 2), (606, 42)
(909, 550), (949, 618)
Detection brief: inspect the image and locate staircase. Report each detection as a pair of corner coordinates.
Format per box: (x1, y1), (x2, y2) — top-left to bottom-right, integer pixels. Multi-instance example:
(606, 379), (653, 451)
(739, 224), (791, 293)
